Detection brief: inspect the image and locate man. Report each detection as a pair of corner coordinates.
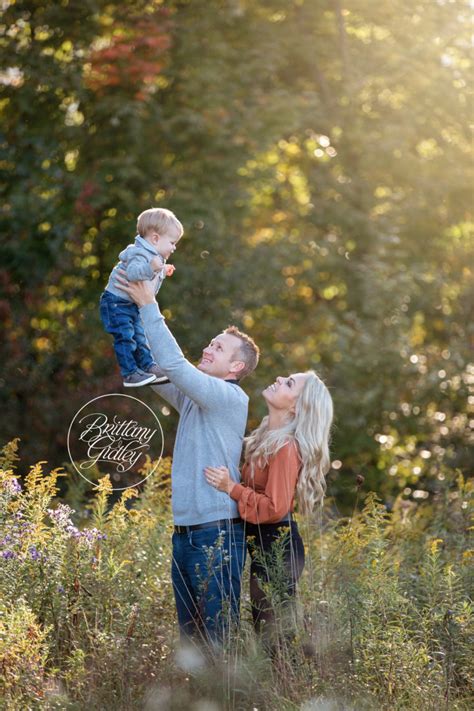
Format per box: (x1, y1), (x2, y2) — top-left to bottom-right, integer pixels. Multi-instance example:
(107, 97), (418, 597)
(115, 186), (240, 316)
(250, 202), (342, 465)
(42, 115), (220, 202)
(116, 275), (259, 646)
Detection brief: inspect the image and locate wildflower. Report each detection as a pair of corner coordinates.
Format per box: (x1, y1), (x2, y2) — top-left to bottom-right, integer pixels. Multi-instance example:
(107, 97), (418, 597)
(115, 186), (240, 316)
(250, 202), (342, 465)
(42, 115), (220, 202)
(47, 503), (76, 529)
(28, 545), (41, 561)
(1, 550), (17, 559)
(2, 477), (22, 496)
(47, 506), (106, 545)
(79, 527), (106, 548)
(429, 538), (444, 554)
(57, 584), (65, 594)
(65, 524), (81, 538)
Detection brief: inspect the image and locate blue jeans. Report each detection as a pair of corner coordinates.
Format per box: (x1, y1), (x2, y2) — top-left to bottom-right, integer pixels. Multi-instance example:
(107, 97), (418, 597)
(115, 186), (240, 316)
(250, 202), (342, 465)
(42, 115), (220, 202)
(99, 291), (154, 376)
(171, 521), (246, 645)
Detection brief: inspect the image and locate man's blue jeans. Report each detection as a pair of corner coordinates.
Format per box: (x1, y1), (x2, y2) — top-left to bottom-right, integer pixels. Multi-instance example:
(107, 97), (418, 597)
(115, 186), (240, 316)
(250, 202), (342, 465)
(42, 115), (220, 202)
(99, 291), (154, 376)
(171, 521), (246, 645)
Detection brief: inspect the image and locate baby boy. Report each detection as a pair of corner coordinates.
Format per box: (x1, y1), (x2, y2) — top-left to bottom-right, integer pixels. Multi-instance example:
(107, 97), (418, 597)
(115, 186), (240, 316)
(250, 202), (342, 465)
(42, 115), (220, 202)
(100, 207), (183, 387)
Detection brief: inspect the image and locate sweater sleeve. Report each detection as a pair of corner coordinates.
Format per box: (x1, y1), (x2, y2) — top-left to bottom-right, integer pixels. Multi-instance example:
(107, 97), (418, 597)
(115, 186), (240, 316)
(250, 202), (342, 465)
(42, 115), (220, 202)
(149, 382), (185, 413)
(125, 254), (156, 281)
(230, 442), (301, 524)
(139, 301), (244, 410)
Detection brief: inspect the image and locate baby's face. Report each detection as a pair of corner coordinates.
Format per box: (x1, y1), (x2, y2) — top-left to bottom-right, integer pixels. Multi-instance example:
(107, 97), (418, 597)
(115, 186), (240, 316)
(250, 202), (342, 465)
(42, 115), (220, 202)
(149, 230), (181, 260)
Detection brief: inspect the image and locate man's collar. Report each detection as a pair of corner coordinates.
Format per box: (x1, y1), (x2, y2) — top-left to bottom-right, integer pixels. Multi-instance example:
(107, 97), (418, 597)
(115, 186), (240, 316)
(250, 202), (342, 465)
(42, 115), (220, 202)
(225, 378), (240, 386)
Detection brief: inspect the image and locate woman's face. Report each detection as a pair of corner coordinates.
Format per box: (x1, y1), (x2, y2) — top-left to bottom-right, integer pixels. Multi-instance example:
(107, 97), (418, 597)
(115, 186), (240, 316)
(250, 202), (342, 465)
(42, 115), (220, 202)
(262, 373), (308, 413)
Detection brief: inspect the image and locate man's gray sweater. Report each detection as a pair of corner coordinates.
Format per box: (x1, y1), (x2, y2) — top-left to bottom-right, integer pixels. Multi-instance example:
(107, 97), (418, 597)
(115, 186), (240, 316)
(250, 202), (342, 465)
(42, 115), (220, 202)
(139, 302), (248, 525)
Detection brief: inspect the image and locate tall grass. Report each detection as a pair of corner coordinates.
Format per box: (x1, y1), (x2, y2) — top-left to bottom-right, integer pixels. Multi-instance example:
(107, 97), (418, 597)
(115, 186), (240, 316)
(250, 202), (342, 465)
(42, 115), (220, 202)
(0, 439), (472, 710)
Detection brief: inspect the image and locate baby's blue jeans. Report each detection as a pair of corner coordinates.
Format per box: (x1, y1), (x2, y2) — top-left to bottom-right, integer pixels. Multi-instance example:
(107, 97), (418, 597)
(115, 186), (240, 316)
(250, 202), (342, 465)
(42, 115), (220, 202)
(99, 291), (154, 376)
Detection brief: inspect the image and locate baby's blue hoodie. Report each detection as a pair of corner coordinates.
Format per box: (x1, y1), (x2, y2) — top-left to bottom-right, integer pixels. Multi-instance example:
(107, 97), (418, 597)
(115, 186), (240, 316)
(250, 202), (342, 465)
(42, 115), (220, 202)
(105, 235), (165, 301)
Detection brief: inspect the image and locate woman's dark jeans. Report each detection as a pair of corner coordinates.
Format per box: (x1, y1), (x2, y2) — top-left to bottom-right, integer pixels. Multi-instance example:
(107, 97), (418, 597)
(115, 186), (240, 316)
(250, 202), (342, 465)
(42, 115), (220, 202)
(245, 520), (305, 650)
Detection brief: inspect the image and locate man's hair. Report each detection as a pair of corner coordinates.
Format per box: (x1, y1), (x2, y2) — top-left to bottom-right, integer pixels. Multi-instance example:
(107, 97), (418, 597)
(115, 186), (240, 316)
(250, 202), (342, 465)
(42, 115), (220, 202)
(224, 326), (260, 380)
(137, 207), (183, 239)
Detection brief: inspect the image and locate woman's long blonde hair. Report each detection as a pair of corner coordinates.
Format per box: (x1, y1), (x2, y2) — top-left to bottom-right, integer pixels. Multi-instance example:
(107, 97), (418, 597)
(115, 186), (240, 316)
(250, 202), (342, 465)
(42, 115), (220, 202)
(243, 371), (333, 514)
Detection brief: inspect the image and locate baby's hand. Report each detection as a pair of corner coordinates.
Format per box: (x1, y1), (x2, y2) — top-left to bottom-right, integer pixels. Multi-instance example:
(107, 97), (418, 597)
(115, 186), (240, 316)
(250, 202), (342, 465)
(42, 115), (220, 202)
(165, 264), (176, 277)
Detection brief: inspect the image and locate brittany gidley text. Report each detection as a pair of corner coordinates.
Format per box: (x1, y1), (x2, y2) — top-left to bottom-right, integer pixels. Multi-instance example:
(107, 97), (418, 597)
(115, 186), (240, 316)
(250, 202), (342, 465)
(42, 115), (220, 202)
(78, 413), (157, 473)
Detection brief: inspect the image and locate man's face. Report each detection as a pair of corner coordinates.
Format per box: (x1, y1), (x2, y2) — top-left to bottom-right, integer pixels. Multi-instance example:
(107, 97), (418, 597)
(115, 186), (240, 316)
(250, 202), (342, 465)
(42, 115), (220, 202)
(197, 333), (244, 379)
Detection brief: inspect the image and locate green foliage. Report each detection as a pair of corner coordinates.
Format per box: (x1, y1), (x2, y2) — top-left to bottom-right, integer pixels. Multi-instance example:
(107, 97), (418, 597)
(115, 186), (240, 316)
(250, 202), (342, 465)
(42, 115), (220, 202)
(0, 438), (20, 470)
(0, 5), (472, 705)
(0, 598), (50, 709)
(0, 449), (175, 709)
(0, 0), (472, 510)
(0, 4), (472, 704)
(1, 445), (472, 709)
(300, 480), (473, 710)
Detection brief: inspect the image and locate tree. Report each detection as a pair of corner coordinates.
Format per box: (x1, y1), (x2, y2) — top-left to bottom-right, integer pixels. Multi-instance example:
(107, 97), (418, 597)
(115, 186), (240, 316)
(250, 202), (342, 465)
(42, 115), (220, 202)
(1, 1), (471, 510)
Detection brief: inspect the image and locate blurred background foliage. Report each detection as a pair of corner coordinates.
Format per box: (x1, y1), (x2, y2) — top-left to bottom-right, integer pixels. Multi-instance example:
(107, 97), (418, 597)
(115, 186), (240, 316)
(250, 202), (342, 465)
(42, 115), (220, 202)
(0, 0), (472, 510)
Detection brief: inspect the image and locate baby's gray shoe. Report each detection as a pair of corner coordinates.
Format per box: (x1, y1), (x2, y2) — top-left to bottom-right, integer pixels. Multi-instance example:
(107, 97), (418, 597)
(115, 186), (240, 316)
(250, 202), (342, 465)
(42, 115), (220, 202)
(145, 364), (169, 384)
(123, 371), (157, 387)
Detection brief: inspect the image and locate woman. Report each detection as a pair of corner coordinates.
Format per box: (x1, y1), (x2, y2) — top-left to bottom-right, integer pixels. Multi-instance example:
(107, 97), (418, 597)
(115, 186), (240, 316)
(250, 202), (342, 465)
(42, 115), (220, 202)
(204, 370), (333, 651)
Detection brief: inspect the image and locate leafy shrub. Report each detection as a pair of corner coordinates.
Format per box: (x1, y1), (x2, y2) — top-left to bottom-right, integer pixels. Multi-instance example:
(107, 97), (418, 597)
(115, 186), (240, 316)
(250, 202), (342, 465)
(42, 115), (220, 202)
(0, 440), (472, 710)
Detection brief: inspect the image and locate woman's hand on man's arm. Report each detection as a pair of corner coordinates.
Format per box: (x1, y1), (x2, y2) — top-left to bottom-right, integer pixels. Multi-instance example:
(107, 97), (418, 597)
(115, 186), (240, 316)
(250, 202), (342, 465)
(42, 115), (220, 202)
(204, 466), (236, 495)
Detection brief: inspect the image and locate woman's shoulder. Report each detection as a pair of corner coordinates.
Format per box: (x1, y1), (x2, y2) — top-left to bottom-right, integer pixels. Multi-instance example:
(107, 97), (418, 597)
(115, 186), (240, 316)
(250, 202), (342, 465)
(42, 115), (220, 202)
(273, 438), (301, 463)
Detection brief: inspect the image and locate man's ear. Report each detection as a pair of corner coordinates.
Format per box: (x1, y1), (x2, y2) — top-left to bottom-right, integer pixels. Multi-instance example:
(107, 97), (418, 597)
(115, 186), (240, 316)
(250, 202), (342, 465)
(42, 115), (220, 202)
(230, 360), (245, 377)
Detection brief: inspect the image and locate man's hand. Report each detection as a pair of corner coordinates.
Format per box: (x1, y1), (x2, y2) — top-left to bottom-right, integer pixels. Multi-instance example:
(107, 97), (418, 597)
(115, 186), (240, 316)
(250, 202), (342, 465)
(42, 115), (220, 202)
(115, 269), (156, 307)
(204, 466), (235, 495)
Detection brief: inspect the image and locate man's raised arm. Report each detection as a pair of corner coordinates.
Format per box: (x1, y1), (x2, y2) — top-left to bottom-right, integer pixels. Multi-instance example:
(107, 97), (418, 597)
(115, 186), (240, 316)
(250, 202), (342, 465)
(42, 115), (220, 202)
(114, 273), (236, 410)
(139, 302), (234, 409)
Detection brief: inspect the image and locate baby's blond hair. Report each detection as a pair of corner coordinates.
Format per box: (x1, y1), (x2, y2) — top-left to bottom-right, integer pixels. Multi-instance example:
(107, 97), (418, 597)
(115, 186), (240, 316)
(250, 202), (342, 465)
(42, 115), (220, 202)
(137, 208), (183, 239)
